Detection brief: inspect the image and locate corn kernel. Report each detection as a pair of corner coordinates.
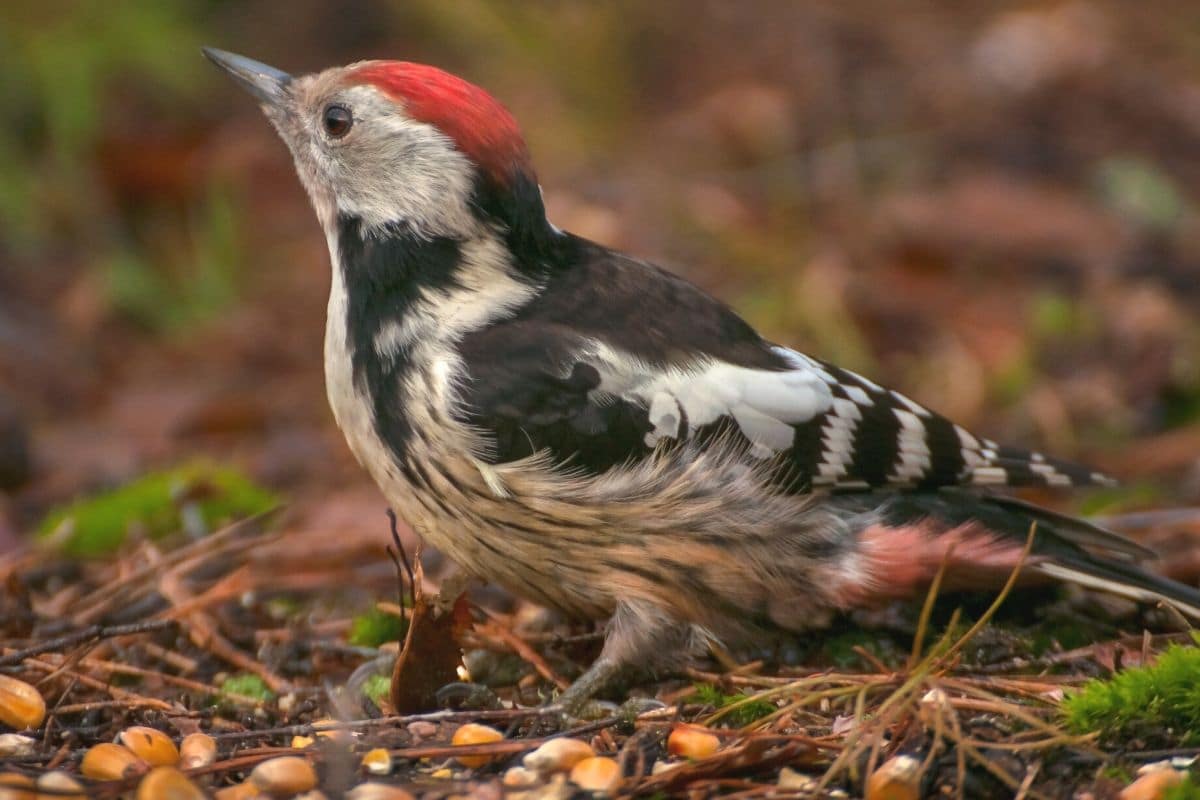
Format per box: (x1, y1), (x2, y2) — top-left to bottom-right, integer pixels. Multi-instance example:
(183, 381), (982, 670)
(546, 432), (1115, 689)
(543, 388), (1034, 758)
(666, 726), (719, 760)
(82, 742), (148, 781)
(249, 756), (317, 795)
(569, 756), (622, 795)
(865, 754), (922, 800)
(36, 770), (84, 800)
(450, 723), (503, 768)
(137, 766), (205, 800)
(119, 726), (180, 767)
(179, 733), (217, 770)
(523, 737), (594, 773)
(0, 676), (45, 731)
(361, 748), (392, 775)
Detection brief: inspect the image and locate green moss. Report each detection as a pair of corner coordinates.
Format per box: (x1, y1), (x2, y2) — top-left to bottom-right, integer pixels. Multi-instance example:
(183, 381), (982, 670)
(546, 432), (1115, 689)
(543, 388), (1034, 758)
(362, 674), (391, 705)
(1165, 775), (1200, 800)
(1063, 644), (1200, 743)
(820, 629), (892, 670)
(37, 462), (278, 558)
(220, 674), (274, 703)
(347, 607), (406, 648)
(692, 684), (776, 726)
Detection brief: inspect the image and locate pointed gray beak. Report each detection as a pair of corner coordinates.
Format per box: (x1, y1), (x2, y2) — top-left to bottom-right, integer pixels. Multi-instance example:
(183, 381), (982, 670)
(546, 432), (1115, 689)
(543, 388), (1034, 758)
(203, 47), (291, 107)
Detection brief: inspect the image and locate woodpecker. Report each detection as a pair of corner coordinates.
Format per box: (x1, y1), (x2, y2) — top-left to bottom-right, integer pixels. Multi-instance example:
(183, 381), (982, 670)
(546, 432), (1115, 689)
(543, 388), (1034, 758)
(205, 49), (1200, 708)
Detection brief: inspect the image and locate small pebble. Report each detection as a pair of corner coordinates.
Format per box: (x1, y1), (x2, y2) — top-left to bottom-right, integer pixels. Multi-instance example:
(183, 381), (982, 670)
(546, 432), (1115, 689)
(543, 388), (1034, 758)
(407, 720), (438, 740)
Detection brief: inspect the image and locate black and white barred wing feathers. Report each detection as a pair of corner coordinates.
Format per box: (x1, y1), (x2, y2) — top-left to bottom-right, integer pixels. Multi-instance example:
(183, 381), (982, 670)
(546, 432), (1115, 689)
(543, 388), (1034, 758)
(457, 326), (1113, 493)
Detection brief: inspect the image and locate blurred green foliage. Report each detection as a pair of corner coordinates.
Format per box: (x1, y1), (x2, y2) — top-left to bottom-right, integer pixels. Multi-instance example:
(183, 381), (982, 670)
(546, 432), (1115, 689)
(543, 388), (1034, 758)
(362, 673), (391, 705)
(106, 181), (244, 331)
(2, 3), (248, 334)
(348, 606), (407, 648)
(37, 461), (278, 558)
(1, 2), (204, 242)
(1097, 157), (1187, 231)
(219, 673), (274, 703)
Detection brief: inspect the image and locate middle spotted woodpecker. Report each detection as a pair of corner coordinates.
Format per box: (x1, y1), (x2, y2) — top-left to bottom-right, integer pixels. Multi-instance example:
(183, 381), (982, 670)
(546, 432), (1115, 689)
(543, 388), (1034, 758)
(205, 49), (1200, 709)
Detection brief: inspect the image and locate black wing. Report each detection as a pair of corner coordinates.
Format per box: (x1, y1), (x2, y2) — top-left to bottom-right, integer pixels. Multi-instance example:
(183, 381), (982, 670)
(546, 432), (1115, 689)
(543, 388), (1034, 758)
(457, 236), (1112, 491)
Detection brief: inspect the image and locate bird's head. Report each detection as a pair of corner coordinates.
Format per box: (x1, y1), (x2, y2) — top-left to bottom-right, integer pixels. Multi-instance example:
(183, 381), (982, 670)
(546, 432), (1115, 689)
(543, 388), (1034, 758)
(204, 48), (548, 245)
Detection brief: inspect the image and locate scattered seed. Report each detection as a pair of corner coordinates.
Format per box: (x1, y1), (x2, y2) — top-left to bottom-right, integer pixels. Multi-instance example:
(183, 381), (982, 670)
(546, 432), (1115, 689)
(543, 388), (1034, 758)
(666, 725), (720, 760)
(36, 770), (85, 800)
(0, 676), (45, 731)
(361, 748), (392, 775)
(1119, 768), (1185, 800)
(451, 723), (504, 767)
(504, 766), (540, 788)
(569, 756), (621, 795)
(523, 737), (595, 773)
(311, 718), (353, 744)
(0, 772), (35, 800)
(213, 781), (263, 800)
(81, 742), (149, 781)
(249, 756), (318, 795)
(179, 733), (217, 770)
(0, 734), (36, 759)
(137, 766), (205, 800)
(865, 754), (922, 800)
(119, 726), (180, 767)
(346, 782), (416, 800)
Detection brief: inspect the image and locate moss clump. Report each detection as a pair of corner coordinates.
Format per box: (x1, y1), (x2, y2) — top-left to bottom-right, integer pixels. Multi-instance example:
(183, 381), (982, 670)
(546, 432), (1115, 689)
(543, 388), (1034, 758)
(1165, 775), (1200, 800)
(348, 607), (406, 648)
(692, 684), (776, 726)
(362, 674), (391, 705)
(37, 462), (278, 557)
(220, 674), (274, 703)
(1063, 644), (1200, 743)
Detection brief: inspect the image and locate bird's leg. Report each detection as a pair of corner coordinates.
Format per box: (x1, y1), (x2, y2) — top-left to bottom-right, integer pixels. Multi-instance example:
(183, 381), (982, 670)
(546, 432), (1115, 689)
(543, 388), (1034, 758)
(555, 654), (626, 718)
(552, 599), (690, 719)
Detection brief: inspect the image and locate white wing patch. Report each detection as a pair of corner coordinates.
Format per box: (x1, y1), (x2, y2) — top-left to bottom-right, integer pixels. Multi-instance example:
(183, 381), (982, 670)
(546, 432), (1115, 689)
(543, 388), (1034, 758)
(589, 343), (833, 458)
(582, 342), (1111, 490)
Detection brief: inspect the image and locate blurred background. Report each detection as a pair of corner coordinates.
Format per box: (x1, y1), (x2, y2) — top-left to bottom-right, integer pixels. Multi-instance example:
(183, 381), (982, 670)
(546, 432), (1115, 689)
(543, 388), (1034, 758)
(4, 0), (1200, 562)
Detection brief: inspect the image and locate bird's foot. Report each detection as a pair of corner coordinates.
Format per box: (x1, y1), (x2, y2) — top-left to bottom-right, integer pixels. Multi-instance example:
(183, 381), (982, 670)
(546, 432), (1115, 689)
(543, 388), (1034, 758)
(435, 681), (503, 710)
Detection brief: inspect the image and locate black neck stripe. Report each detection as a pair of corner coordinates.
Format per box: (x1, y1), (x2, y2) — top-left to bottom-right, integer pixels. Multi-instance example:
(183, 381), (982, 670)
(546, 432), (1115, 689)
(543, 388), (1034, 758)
(336, 214), (464, 464)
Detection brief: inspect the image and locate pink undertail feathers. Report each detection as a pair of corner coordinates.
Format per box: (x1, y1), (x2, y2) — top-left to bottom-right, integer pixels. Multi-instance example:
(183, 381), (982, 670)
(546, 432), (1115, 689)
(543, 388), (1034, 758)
(831, 519), (1200, 619)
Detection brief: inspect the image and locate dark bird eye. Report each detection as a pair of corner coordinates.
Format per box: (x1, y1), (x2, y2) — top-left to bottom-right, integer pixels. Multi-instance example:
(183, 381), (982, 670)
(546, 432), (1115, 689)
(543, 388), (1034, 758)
(323, 105), (353, 138)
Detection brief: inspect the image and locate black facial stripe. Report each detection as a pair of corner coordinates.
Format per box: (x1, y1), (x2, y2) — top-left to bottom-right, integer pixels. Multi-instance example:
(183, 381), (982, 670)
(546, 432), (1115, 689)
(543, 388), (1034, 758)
(336, 214), (463, 464)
